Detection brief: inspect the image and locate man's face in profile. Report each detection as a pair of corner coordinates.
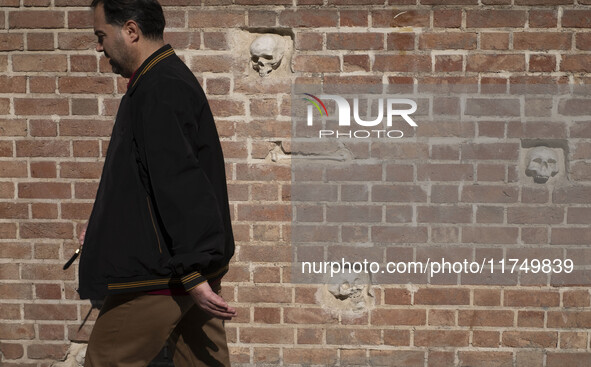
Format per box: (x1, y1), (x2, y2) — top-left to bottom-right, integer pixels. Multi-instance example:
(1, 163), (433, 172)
(93, 4), (133, 78)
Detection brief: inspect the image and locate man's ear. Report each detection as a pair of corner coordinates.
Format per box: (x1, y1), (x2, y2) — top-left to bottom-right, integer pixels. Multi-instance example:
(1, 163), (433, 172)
(122, 20), (140, 43)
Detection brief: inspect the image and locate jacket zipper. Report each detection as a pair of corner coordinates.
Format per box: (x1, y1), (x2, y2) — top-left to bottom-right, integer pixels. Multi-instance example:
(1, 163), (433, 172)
(146, 197), (162, 254)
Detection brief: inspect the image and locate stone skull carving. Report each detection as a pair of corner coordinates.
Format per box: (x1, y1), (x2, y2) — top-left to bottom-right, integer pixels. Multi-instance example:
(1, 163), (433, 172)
(326, 270), (370, 311)
(525, 146), (559, 183)
(250, 34), (285, 77)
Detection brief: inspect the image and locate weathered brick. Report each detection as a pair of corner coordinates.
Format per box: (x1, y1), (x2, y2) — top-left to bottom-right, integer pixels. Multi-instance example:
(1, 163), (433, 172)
(14, 98), (69, 115)
(0, 33), (24, 51)
(551, 228), (591, 245)
(517, 310), (544, 328)
(371, 309), (426, 326)
(18, 182), (71, 199)
(279, 9), (338, 27)
(417, 163), (473, 181)
(27, 343), (69, 359)
(9, 11), (65, 28)
(236, 164), (290, 181)
(326, 205), (381, 223)
(20, 222), (73, 239)
(12, 54), (67, 72)
(0, 161), (27, 178)
(283, 348), (337, 366)
(27, 33), (54, 51)
(529, 54), (556, 72)
(514, 32), (571, 51)
(188, 10), (245, 28)
(507, 207), (563, 224)
(240, 327), (294, 344)
(417, 206), (472, 223)
(202, 32), (228, 50)
(462, 185), (518, 203)
(415, 330), (468, 347)
(504, 290), (560, 307)
(327, 33), (383, 50)
(502, 331), (558, 348)
(372, 226), (428, 244)
(369, 350), (425, 367)
(68, 9), (92, 29)
(549, 311), (591, 328)
(60, 162), (103, 179)
(0, 342), (24, 359)
(387, 33), (415, 51)
(58, 32), (95, 50)
(16, 140), (70, 157)
(459, 310), (513, 327)
(38, 324), (65, 340)
(164, 31), (200, 50)
(562, 10), (591, 28)
(284, 308), (338, 324)
(466, 10), (526, 28)
(30, 161), (57, 179)
(372, 10), (429, 28)
(374, 55), (431, 72)
(423, 0), (476, 3)
(24, 303), (76, 321)
(554, 187), (591, 204)
(474, 289), (501, 306)
(462, 226), (518, 244)
(528, 10), (557, 28)
(29, 76), (56, 93)
(419, 33), (477, 50)
(248, 10), (277, 27)
(293, 55), (340, 73)
(59, 76), (114, 94)
(481, 32), (510, 50)
(340, 9), (368, 27)
(0, 323), (35, 340)
(326, 328), (380, 345)
(237, 286), (291, 303)
(560, 332), (587, 349)
(23, 0), (51, 6)
(467, 54), (525, 72)
(516, 0), (571, 3)
(415, 288), (470, 305)
(562, 55), (591, 72)
(69, 55), (97, 72)
(0, 182), (15, 199)
(435, 55), (463, 72)
(372, 185), (427, 202)
(563, 290), (591, 307)
(0, 304), (20, 320)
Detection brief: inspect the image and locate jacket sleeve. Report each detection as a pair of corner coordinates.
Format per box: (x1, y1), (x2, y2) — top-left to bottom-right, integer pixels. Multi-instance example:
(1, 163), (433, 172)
(138, 82), (227, 292)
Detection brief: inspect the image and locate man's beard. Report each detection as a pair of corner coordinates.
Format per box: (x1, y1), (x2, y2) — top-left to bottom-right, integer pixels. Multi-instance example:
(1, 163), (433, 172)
(105, 44), (132, 78)
(109, 59), (124, 76)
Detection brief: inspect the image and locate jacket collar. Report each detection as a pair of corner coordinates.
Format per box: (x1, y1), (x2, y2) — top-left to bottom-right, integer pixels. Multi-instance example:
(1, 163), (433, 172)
(126, 44), (175, 95)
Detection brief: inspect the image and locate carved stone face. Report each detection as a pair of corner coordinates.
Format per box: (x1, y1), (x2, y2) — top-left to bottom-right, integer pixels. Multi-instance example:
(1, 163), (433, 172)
(250, 35), (284, 77)
(328, 277), (364, 299)
(526, 146), (559, 183)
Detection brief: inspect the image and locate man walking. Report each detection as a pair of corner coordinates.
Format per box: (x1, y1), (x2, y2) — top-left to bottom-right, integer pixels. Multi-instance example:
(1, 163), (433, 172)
(77, 0), (236, 365)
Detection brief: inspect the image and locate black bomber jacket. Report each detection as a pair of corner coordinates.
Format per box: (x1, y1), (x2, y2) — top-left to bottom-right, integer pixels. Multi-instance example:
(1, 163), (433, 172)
(77, 45), (235, 299)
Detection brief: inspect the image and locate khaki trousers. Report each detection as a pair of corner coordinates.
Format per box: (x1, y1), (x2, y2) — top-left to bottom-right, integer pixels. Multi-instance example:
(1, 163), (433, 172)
(84, 289), (230, 367)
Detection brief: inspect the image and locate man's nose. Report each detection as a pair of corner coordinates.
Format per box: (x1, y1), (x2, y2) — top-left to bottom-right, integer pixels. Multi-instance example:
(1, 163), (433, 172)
(96, 43), (103, 52)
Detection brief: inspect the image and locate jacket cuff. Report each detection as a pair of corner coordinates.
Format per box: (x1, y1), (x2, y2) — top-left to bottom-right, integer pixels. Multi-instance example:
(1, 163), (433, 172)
(181, 265), (230, 292)
(181, 271), (207, 292)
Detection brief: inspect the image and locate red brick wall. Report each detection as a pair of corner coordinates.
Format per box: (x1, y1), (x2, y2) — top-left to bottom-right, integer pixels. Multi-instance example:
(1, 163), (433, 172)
(1, 0), (591, 366)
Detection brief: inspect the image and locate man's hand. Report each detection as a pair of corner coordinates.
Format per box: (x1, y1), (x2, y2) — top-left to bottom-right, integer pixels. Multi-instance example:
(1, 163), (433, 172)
(79, 222), (88, 247)
(188, 281), (237, 320)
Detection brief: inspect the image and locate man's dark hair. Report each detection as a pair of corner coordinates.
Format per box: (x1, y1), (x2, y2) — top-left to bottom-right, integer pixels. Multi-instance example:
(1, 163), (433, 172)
(91, 0), (165, 40)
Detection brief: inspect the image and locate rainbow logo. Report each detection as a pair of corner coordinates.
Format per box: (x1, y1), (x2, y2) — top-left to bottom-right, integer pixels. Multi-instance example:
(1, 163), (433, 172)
(301, 93), (329, 117)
